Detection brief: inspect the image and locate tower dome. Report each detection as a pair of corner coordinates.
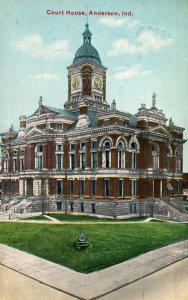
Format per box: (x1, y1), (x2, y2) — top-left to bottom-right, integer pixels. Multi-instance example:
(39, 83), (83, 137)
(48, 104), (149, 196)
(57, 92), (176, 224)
(73, 24), (102, 66)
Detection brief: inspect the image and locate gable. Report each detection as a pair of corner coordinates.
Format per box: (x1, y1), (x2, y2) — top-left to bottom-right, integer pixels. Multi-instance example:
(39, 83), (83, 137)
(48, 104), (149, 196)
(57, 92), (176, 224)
(25, 127), (45, 138)
(30, 105), (58, 117)
(149, 125), (170, 136)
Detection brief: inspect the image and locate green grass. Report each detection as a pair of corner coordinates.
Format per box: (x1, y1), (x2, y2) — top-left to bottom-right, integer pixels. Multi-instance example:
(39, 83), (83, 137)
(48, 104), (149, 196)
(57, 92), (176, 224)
(0, 222), (188, 273)
(47, 213), (147, 222)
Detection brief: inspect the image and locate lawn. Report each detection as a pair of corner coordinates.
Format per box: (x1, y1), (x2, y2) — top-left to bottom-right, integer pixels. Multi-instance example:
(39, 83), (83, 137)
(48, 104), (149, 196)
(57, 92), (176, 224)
(47, 213), (147, 222)
(0, 222), (188, 273)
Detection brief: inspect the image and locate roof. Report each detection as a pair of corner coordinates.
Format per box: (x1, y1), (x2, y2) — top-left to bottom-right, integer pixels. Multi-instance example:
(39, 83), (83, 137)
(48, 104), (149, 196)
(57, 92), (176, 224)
(45, 106), (78, 118)
(72, 24), (102, 66)
(67, 110), (98, 131)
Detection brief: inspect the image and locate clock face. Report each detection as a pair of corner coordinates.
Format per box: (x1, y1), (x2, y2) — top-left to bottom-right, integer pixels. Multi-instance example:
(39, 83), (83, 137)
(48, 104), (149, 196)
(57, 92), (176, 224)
(72, 77), (80, 89)
(94, 77), (102, 90)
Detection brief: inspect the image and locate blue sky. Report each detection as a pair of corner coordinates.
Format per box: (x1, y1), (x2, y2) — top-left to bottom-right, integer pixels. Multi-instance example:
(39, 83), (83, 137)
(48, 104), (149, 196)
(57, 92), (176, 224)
(0, 0), (188, 170)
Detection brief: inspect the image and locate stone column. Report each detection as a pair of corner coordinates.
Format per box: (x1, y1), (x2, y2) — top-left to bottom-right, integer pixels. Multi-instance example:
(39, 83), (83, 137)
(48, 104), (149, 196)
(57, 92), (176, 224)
(45, 179), (49, 196)
(19, 179), (25, 196)
(33, 179), (41, 196)
(24, 179), (27, 196)
(160, 180), (163, 198)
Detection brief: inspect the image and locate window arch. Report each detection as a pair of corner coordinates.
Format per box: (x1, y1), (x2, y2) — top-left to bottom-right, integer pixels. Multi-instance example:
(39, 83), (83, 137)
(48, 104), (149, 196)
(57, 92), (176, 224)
(117, 139), (126, 168)
(152, 143), (159, 170)
(102, 139), (112, 168)
(175, 148), (182, 172)
(3, 151), (9, 173)
(35, 144), (43, 170)
(167, 145), (172, 172)
(130, 142), (137, 169)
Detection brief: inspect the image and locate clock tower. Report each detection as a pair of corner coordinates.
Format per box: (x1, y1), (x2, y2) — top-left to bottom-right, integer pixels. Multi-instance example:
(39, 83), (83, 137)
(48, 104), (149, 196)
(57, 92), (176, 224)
(64, 24), (110, 111)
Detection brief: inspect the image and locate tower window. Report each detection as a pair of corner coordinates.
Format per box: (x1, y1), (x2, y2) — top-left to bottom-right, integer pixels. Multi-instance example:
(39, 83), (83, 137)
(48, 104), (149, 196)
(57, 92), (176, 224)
(82, 65), (92, 96)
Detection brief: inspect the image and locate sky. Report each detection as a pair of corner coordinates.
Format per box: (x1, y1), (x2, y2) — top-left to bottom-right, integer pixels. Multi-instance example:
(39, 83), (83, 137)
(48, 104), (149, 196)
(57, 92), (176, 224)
(0, 0), (188, 170)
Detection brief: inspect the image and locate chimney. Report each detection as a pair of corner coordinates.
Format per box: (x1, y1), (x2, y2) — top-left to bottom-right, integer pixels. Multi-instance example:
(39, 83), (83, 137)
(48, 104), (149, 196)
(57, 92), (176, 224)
(19, 115), (27, 129)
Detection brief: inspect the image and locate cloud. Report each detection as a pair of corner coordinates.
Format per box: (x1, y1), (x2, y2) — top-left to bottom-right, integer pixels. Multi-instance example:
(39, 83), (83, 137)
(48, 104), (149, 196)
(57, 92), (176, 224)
(29, 73), (59, 81)
(99, 16), (139, 28)
(112, 65), (151, 80)
(14, 34), (70, 59)
(107, 29), (174, 57)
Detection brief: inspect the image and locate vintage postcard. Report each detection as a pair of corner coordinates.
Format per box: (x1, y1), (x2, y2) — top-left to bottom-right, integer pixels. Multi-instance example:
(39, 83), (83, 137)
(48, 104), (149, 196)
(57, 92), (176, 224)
(0, 0), (188, 299)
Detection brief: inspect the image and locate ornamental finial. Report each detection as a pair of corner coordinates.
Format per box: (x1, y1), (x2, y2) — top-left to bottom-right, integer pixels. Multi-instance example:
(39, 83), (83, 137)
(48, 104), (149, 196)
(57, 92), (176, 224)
(152, 92), (157, 107)
(39, 96), (42, 108)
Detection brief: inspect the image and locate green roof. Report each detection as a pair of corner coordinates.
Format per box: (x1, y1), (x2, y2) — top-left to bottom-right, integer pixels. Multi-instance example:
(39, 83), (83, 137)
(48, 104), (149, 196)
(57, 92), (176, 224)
(73, 24), (102, 66)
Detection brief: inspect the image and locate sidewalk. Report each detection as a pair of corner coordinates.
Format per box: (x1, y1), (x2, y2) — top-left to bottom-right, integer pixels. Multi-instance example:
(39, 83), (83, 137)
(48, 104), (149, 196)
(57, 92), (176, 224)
(0, 240), (188, 300)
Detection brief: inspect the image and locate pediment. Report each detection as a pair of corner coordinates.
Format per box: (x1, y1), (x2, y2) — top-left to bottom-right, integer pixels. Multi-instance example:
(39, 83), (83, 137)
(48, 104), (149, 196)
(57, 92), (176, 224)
(25, 127), (45, 138)
(149, 125), (170, 136)
(31, 105), (57, 117)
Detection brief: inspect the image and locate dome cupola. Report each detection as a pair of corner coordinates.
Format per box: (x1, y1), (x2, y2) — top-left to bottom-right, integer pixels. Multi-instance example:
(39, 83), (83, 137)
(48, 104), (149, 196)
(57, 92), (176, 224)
(73, 24), (102, 66)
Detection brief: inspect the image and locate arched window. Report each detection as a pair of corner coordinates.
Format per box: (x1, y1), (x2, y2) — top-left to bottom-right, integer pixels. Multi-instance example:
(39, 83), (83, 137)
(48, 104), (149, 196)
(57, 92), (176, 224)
(35, 144), (43, 170)
(167, 145), (172, 172)
(131, 142), (137, 169)
(118, 140), (126, 168)
(102, 139), (112, 168)
(3, 151), (9, 173)
(175, 149), (182, 172)
(152, 143), (159, 170)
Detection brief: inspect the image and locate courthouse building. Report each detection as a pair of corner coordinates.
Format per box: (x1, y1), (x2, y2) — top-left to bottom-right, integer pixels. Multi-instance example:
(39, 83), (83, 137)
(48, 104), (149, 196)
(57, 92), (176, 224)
(0, 24), (186, 217)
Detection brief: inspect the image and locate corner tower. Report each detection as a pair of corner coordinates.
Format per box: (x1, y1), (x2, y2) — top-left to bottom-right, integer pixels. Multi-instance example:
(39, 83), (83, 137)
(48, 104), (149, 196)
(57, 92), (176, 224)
(64, 24), (110, 111)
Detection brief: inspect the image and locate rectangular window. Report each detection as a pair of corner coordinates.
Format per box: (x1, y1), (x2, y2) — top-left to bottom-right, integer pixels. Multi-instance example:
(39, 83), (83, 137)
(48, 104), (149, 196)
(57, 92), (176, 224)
(13, 159), (17, 172)
(56, 154), (62, 170)
(20, 159), (24, 171)
(80, 142), (86, 150)
(176, 181), (180, 195)
(80, 203), (84, 213)
(56, 124), (63, 129)
(11, 181), (16, 194)
(91, 141), (97, 149)
(57, 180), (62, 195)
(131, 180), (137, 197)
(4, 180), (8, 193)
(119, 179), (123, 197)
(118, 151), (125, 168)
(70, 144), (75, 151)
(57, 144), (62, 151)
(70, 153), (75, 170)
(130, 203), (137, 214)
(56, 202), (62, 211)
(91, 179), (96, 196)
(105, 179), (110, 197)
(92, 203), (96, 214)
(104, 120), (109, 126)
(37, 156), (43, 169)
(106, 150), (110, 168)
(81, 153), (86, 169)
(80, 180), (85, 196)
(70, 202), (74, 212)
(131, 152), (137, 169)
(92, 152), (97, 169)
(70, 180), (74, 196)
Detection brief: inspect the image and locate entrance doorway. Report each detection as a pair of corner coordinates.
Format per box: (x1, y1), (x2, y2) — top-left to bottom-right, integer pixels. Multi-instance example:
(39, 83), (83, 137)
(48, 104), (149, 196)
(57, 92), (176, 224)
(27, 179), (33, 196)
